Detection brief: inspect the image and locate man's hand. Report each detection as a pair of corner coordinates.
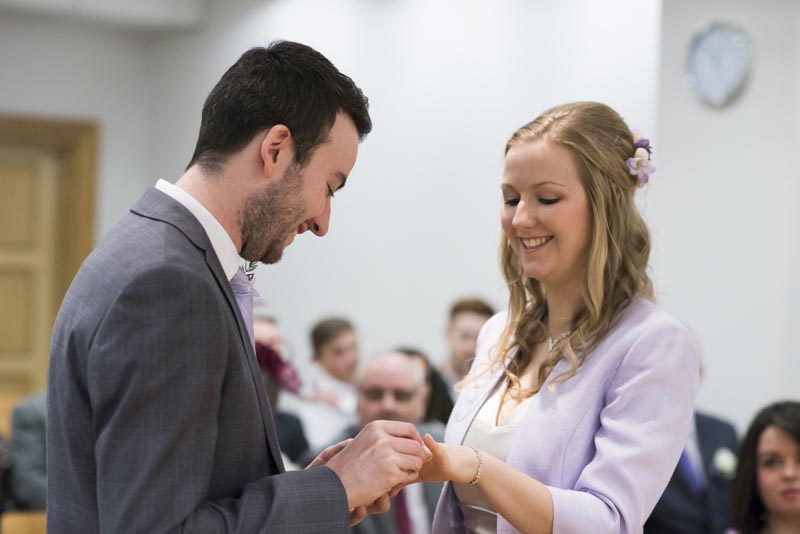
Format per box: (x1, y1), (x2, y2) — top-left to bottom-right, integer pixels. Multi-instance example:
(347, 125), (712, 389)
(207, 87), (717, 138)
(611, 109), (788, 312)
(348, 494), (391, 526)
(325, 420), (427, 510)
(306, 439), (352, 469)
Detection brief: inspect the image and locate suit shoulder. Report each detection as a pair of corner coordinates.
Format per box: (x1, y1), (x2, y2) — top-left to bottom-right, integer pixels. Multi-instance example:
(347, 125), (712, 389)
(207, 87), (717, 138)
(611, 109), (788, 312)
(696, 411), (738, 436)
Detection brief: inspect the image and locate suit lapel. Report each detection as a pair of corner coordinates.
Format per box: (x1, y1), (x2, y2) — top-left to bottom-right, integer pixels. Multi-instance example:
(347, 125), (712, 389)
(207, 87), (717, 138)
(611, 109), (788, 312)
(695, 415), (719, 516)
(202, 241), (285, 472)
(132, 188), (285, 472)
(696, 415), (715, 482)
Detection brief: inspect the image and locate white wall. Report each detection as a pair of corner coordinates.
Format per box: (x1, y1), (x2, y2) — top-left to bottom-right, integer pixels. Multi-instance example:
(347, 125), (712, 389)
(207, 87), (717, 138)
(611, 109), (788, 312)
(4, 1), (794, 433)
(655, 0), (799, 432)
(149, 0), (662, 374)
(0, 13), (153, 237)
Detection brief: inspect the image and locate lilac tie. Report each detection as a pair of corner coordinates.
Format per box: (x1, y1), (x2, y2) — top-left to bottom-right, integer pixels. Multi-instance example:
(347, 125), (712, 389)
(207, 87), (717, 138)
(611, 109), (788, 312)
(678, 448), (704, 493)
(229, 267), (257, 351)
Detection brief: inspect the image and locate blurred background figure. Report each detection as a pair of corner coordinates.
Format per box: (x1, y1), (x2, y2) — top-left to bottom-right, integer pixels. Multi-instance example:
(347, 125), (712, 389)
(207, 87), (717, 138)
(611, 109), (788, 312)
(439, 297), (495, 399)
(731, 400), (800, 534)
(253, 316), (309, 468)
(281, 317), (360, 453)
(395, 346), (453, 426)
(9, 391), (47, 511)
(646, 364), (739, 533)
(645, 410), (738, 533)
(326, 350), (444, 534)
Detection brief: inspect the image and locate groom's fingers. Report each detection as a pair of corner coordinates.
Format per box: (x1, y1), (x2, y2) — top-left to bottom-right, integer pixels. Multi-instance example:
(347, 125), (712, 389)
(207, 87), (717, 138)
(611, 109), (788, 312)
(365, 493), (391, 514)
(378, 420), (423, 441)
(393, 463), (423, 485)
(307, 438), (353, 468)
(349, 506), (367, 526)
(389, 435), (427, 457)
(389, 481), (410, 497)
(326, 420), (431, 509)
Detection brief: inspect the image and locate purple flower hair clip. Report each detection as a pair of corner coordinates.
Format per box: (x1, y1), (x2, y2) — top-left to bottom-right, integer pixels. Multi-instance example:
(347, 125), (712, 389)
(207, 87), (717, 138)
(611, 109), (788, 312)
(626, 130), (656, 184)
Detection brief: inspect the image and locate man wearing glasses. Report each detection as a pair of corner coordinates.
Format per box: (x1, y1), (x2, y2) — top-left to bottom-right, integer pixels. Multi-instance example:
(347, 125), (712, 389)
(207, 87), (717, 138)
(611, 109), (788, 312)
(329, 351), (445, 534)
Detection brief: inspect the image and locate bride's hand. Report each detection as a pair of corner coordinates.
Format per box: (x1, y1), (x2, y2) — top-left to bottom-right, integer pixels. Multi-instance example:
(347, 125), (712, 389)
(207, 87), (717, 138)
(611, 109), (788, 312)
(419, 434), (477, 484)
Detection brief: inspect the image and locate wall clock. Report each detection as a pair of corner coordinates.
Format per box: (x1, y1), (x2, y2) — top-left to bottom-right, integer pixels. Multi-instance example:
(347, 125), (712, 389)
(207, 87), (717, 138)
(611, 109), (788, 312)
(685, 22), (752, 108)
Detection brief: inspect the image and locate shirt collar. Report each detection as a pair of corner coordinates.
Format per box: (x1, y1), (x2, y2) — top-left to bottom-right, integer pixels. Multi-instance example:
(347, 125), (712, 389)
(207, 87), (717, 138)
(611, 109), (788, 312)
(155, 179), (240, 281)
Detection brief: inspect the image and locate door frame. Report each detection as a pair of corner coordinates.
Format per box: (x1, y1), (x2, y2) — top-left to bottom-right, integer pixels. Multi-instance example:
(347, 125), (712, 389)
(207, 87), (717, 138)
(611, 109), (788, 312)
(0, 115), (97, 302)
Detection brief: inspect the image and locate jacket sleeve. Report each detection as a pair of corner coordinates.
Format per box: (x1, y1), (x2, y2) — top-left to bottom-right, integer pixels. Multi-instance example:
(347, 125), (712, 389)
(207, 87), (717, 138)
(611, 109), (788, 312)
(548, 316), (700, 534)
(88, 264), (349, 533)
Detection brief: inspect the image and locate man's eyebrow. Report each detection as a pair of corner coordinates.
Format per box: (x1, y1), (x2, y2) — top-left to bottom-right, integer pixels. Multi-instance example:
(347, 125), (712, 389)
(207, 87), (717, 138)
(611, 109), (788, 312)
(334, 171), (348, 191)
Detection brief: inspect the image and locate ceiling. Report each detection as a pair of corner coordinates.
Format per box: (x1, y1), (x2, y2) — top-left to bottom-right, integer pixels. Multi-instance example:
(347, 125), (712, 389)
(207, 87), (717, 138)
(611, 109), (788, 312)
(0, 0), (206, 31)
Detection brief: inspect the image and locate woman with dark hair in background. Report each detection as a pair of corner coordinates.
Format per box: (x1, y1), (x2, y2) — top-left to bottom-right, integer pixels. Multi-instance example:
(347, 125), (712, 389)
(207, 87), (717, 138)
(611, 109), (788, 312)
(731, 401), (800, 534)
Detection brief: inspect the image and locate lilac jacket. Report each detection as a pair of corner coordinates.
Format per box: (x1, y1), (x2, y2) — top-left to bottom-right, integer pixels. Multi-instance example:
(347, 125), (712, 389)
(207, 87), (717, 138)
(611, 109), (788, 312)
(431, 298), (699, 534)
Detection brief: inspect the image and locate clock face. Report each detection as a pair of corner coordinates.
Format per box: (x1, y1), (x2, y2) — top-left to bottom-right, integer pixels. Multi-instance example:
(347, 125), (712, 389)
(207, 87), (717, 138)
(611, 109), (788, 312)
(685, 22), (752, 108)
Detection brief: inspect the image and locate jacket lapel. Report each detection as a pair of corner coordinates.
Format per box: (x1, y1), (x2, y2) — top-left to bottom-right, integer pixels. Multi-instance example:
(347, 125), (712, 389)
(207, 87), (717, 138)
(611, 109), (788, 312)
(132, 187), (285, 472)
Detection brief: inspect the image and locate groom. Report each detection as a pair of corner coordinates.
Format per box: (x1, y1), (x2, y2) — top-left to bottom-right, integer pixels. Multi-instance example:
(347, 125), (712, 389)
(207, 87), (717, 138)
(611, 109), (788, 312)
(47, 41), (427, 533)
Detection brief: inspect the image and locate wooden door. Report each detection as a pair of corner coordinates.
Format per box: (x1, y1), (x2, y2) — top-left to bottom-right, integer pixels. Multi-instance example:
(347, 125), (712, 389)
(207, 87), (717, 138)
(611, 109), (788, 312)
(0, 116), (97, 399)
(0, 149), (57, 395)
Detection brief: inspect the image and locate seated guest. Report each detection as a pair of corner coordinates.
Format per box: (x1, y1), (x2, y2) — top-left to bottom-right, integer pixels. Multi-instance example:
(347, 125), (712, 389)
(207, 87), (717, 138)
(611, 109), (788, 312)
(329, 351), (445, 534)
(439, 297), (495, 399)
(645, 409), (738, 533)
(731, 400), (800, 534)
(396, 346), (454, 425)
(10, 391), (47, 510)
(281, 317), (360, 452)
(253, 317), (309, 467)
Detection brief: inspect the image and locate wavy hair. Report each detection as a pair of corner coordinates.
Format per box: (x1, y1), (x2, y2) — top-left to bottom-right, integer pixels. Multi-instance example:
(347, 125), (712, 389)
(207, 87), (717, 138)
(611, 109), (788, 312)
(495, 102), (654, 398)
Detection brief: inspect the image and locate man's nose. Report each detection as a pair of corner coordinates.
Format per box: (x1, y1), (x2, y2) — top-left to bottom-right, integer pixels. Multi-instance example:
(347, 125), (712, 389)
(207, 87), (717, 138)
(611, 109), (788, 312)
(380, 392), (397, 412)
(308, 200), (331, 237)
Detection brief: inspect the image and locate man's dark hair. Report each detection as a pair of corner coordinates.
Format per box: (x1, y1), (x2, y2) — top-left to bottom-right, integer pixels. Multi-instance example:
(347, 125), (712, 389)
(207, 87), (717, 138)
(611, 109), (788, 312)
(188, 40), (372, 173)
(449, 297), (495, 322)
(310, 317), (354, 355)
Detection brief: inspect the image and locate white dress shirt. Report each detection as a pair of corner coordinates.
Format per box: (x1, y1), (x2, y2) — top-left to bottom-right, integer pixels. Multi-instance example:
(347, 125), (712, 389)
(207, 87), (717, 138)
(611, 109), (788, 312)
(156, 179), (240, 282)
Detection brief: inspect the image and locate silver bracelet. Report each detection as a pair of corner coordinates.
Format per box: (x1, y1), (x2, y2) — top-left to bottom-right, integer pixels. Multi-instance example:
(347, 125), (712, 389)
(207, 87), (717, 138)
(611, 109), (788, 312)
(468, 447), (483, 485)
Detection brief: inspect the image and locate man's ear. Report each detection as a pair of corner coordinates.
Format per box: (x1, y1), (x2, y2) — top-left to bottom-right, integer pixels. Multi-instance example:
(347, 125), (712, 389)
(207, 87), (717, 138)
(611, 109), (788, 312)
(260, 124), (293, 180)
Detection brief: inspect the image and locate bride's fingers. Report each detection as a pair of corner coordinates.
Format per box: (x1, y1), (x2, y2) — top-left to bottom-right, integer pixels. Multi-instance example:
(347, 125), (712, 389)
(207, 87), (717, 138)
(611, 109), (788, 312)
(423, 433), (444, 459)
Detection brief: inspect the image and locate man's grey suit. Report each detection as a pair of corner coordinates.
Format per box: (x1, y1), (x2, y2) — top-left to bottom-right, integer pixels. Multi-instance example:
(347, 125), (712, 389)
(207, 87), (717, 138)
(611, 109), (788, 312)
(48, 188), (349, 533)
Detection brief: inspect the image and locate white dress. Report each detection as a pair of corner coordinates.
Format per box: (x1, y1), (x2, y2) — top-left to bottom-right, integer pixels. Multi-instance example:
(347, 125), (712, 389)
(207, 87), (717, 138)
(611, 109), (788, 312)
(453, 382), (533, 534)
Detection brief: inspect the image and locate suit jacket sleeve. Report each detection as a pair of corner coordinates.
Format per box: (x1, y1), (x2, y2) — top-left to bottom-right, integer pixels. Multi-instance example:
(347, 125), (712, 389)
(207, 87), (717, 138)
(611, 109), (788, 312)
(89, 264), (348, 533)
(547, 318), (700, 534)
(10, 395), (47, 510)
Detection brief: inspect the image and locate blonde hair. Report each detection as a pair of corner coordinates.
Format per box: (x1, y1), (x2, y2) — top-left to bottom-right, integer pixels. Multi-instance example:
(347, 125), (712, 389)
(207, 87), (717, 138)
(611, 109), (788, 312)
(496, 102), (654, 399)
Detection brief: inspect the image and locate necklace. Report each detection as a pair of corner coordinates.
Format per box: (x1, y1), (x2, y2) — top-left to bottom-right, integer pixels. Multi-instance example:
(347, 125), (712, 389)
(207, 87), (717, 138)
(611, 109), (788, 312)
(547, 329), (571, 352)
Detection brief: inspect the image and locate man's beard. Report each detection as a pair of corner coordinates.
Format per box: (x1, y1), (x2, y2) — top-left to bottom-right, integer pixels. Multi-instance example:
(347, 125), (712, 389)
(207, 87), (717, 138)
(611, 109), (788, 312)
(240, 163), (305, 265)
